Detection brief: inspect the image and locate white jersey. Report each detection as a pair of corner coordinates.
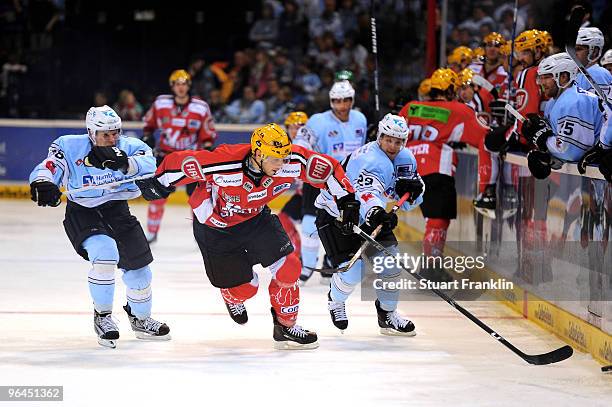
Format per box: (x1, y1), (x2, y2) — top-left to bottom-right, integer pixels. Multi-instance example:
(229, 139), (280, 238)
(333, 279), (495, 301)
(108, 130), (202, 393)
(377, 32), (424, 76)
(316, 141), (424, 219)
(544, 85), (612, 161)
(575, 64), (612, 101)
(29, 135), (156, 208)
(306, 109), (367, 161)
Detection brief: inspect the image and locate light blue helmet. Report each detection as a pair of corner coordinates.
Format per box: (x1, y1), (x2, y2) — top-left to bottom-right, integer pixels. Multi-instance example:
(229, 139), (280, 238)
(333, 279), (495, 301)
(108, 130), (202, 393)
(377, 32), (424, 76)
(85, 105), (122, 144)
(377, 113), (409, 149)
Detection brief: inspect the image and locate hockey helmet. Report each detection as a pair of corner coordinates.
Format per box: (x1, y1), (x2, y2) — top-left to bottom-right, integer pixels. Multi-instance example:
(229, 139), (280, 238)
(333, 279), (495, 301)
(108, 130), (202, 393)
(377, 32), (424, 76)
(169, 69), (192, 87)
(537, 52), (578, 89)
(576, 27), (604, 63)
(418, 78), (431, 98)
(601, 49), (612, 66)
(514, 30), (546, 53)
(447, 46), (473, 65)
(377, 113), (409, 149)
(458, 68), (475, 87)
(329, 80), (355, 109)
(251, 123), (292, 159)
(335, 70), (354, 82)
(284, 111), (309, 127)
(85, 105), (122, 144)
(473, 47), (485, 62)
(483, 32), (507, 47)
(430, 68), (458, 92)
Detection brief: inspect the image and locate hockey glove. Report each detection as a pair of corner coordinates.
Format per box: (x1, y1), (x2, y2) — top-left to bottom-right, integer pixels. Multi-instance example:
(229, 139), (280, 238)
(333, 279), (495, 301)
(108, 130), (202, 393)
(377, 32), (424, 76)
(141, 132), (156, 149)
(87, 146), (129, 172)
(30, 180), (62, 207)
(522, 114), (552, 151)
(135, 177), (175, 201)
(577, 143), (605, 175)
(395, 177), (424, 204)
(527, 150), (552, 179)
(489, 99), (512, 126)
(336, 193), (360, 235)
(365, 206), (398, 232)
(484, 125), (513, 153)
(599, 149), (612, 182)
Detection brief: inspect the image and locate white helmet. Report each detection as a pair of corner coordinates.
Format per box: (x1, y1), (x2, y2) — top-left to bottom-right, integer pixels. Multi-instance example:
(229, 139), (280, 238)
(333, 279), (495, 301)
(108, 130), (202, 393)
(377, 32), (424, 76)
(576, 27), (604, 63)
(537, 53), (578, 90)
(377, 113), (409, 148)
(85, 105), (122, 144)
(329, 80), (355, 109)
(601, 49), (612, 66)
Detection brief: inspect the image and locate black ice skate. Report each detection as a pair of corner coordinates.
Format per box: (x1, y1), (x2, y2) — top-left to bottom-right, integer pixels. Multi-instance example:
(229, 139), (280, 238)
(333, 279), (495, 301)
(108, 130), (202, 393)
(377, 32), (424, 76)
(123, 304), (170, 340)
(271, 308), (319, 350)
(327, 291), (348, 331)
(375, 300), (416, 336)
(473, 184), (497, 219)
(94, 310), (119, 349)
(224, 300), (248, 325)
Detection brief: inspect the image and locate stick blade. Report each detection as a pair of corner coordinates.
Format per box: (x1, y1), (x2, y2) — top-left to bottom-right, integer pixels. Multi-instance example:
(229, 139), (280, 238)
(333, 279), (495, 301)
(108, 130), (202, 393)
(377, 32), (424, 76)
(523, 345), (573, 365)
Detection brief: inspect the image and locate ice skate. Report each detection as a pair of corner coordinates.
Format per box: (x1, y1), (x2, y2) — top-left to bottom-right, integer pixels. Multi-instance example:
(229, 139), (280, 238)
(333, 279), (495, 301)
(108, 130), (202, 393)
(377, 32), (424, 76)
(271, 308), (318, 350)
(223, 299), (248, 325)
(473, 185), (497, 219)
(145, 230), (157, 244)
(375, 300), (416, 336)
(327, 291), (348, 331)
(123, 304), (170, 340)
(94, 310), (119, 348)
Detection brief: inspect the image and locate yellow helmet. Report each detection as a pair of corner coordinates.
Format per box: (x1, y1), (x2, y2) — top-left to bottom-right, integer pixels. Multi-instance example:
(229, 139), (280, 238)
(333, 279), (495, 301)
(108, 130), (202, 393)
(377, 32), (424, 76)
(284, 111), (309, 127)
(418, 78), (431, 97)
(539, 30), (554, 52)
(448, 46), (473, 65)
(483, 32), (507, 46)
(514, 29), (546, 53)
(458, 68), (475, 87)
(430, 68), (459, 92)
(251, 123), (292, 159)
(499, 42), (512, 56)
(473, 47), (485, 61)
(169, 69), (192, 87)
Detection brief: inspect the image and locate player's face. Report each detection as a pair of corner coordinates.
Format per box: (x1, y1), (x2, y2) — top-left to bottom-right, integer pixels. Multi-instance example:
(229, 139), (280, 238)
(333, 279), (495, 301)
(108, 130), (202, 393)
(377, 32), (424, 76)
(287, 123), (303, 140)
(485, 43), (500, 60)
(379, 135), (403, 160)
(516, 50), (534, 68)
(95, 130), (121, 146)
(172, 81), (190, 98)
(536, 74), (558, 98)
(261, 156), (288, 176)
(574, 45), (589, 66)
(331, 97), (352, 121)
(458, 85), (474, 103)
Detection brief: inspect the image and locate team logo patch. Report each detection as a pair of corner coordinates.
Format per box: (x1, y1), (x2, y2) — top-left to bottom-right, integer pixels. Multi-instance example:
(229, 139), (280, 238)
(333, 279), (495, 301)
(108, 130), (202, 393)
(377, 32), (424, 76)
(82, 172), (116, 187)
(396, 164), (415, 179)
(273, 183), (292, 195)
(188, 119), (201, 128)
(212, 173), (242, 186)
(181, 157), (205, 180)
(262, 177), (273, 188)
(361, 192), (374, 202)
(281, 304), (299, 314)
(328, 130), (339, 138)
(209, 217), (228, 228)
(243, 181), (253, 192)
(332, 142), (344, 154)
(222, 192), (240, 203)
(247, 190), (268, 202)
(514, 89), (529, 112)
(274, 163), (301, 177)
(305, 155), (333, 183)
(75, 158), (83, 166)
(45, 161), (57, 174)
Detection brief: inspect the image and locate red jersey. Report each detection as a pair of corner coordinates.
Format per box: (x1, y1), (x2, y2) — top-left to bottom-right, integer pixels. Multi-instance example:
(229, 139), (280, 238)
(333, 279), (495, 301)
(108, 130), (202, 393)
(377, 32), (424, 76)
(399, 100), (490, 176)
(143, 95), (217, 154)
(155, 144), (354, 228)
(467, 88), (495, 126)
(468, 62), (508, 89)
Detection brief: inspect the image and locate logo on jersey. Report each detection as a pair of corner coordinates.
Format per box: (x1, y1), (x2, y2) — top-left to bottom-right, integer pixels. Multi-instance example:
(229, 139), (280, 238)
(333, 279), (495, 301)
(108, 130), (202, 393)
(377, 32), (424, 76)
(514, 89), (529, 112)
(82, 172), (116, 187)
(262, 177), (273, 188)
(213, 173), (242, 186)
(332, 142), (344, 154)
(243, 181), (254, 192)
(222, 192), (240, 203)
(273, 183), (292, 195)
(361, 192), (374, 202)
(45, 161), (57, 174)
(209, 217), (228, 228)
(247, 190), (268, 202)
(75, 159), (83, 166)
(181, 157), (205, 181)
(306, 155), (333, 183)
(274, 163), (301, 177)
(281, 304), (299, 314)
(355, 128), (363, 136)
(396, 164), (415, 179)
(328, 130), (339, 138)
(188, 119), (201, 129)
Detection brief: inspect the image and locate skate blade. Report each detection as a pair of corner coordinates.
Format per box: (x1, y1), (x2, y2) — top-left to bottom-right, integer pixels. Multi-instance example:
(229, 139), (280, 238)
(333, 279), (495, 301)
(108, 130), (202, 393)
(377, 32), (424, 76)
(473, 206), (496, 219)
(379, 328), (417, 337)
(97, 338), (117, 348)
(273, 340), (319, 350)
(135, 332), (171, 341)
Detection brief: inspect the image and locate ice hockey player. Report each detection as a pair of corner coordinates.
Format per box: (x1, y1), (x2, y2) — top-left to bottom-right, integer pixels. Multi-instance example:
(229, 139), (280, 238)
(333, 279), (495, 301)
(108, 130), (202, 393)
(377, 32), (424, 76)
(141, 69), (217, 243)
(29, 105), (170, 348)
(399, 68), (490, 281)
(447, 46), (474, 73)
(574, 27), (612, 99)
(601, 50), (612, 75)
(468, 32), (508, 91)
(523, 53), (612, 180)
(136, 123), (360, 349)
(299, 80), (367, 283)
(316, 113), (424, 335)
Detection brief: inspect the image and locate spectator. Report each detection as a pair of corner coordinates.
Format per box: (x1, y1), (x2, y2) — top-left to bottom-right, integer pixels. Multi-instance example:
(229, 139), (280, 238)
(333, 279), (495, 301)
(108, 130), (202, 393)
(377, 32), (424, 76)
(295, 58), (322, 102)
(263, 78), (281, 112)
(277, 0), (307, 57)
(497, 8), (526, 40)
(113, 89), (143, 121)
(272, 47), (295, 87)
(338, 0), (359, 34)
(309, 0), (344, 44)
(249, 2), (279, 49)
(0, 53), (27, 118)
(93, 91), (108, 107)
(226, 50), (252, 102)
(312, 68), (335, 111)
(338, 30), (368, 78)
(267, 85), (294, 122)
(208, 88), (227, 123)
(312, 31), (340, 71)
(458, 5), (496, 37)
(225, 85), (266, 124)
(249, 48), (275, 99)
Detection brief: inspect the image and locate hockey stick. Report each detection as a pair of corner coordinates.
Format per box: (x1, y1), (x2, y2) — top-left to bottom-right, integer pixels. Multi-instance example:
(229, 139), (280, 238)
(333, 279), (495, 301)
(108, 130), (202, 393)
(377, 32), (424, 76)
(353, 223), (573, 365)
(370, 0), (380, 118)
(503, 0), (519, 125)
(505, 103), (525, 123)
(305, 192), (411, 274)
(66, 174), (155, 194)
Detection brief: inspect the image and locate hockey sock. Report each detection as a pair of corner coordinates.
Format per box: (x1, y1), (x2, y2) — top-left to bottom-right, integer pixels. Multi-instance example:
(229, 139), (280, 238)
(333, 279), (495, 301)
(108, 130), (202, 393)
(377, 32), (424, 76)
(82, 235), (119, 313)
(330, 259), (362, 303)
(423, 218), (450, 257)
(122, 266), (153, 320)
(372, 248), (402, 311)
(147, 199), (167, 235)
(221, 274), (259, 304)
(269, 279), (299, 327)
(301, 214), (319, 272)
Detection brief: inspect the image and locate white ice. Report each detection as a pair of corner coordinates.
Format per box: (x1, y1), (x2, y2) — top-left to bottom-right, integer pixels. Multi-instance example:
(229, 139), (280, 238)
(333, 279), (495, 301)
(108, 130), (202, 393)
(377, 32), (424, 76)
(0, 200), (610, 407)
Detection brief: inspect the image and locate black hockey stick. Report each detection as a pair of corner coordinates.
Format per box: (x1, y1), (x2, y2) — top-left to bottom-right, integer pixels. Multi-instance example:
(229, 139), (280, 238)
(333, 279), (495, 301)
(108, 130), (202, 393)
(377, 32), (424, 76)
(370, 0), (380, 119)
(353, 224), (573, 365)
(565, 6), (612, 110)
(304, 192), (410, 274)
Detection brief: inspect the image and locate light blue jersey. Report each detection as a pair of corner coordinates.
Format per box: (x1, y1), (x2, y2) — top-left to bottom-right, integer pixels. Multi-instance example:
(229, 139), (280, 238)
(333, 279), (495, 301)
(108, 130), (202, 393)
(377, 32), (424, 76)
(575, 64), (612, 101)
(316, 141), (424, 219)
(30, 135), (156, 208)
(307, 109), (367, 161)
(544, 85), (612, 161)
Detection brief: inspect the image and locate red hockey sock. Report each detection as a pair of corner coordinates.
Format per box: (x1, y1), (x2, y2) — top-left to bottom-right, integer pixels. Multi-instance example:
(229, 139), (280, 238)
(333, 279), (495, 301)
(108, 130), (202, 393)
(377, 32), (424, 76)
(221, 282), (258, 304)
(423, 218), (450, 257)
(147, 199), (167, 234)
(268, 253), (301, 326)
